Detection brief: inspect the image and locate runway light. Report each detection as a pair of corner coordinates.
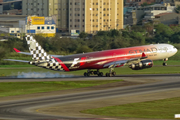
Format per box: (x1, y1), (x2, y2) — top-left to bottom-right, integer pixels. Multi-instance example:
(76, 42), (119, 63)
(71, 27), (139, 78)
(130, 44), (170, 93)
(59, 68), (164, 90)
(175, 114), (180, 118)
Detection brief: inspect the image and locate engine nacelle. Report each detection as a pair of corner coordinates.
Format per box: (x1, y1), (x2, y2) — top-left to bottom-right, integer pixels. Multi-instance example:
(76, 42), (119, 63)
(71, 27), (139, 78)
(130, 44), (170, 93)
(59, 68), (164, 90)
(29, 61), (38, 65)
(129, 59), (153, 70)
(29, 61), (47, 67)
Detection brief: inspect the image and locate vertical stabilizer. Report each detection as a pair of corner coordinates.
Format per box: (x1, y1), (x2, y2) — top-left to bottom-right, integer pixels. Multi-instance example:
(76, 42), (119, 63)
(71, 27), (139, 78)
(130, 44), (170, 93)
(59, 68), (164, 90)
(25, 35), (51, 61)
(25, 35), (64, 71)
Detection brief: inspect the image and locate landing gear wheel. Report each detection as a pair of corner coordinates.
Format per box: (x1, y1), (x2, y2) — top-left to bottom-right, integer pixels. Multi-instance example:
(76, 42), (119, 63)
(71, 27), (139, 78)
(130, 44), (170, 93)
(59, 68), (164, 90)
(84, 72), (90, 77)
(90, 71), (94, 74)
(87, 72), (90, 77)
(106, 73), (110, 77)
(93, 71), (97, 75)
(98, 72), (103, 77)
(112, 72), (116, 76)
(84, 72), (87, 77)
(163, 62), (167, 66)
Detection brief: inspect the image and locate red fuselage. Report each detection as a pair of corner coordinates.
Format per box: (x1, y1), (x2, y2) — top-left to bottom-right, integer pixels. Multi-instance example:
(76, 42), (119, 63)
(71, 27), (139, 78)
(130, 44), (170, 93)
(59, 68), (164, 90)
(55, 44), (177, 71)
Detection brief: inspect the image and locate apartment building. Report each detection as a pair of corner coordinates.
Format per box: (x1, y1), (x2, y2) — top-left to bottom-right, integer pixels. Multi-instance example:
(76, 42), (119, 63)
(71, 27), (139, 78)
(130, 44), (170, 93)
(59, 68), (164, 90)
(0, 0), (2, 14)
(69, 0), (123, 35)
(163, 0), (175, 5)
(57, 0), (69, 32)
(124, 3), (175, 25)
(69, 0), (85, 34)
(22, 0), (49, 16)
(126, 0), (156, 6)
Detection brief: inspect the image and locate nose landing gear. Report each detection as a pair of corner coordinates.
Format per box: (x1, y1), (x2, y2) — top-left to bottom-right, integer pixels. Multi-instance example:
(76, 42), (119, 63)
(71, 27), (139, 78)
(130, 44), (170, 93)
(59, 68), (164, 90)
(163, 58), (168, 66)
(163, 62), (167, 66)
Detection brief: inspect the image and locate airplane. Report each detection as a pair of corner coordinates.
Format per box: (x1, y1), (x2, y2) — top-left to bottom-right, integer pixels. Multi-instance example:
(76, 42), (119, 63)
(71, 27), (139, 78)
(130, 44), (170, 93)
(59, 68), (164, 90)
(5, 35), (178, 77)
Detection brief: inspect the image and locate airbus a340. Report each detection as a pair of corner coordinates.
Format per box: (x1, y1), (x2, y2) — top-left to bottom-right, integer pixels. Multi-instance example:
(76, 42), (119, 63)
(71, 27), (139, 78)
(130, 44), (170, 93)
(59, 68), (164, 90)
(5, 35), (178, 77)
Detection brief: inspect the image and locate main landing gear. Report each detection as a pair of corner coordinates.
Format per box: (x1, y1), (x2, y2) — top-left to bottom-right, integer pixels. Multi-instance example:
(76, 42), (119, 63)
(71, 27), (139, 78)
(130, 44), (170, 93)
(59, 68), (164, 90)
(105, 68), (116, 77)
(163, 58), (168, 66)
(84, 69), (103, 77)
(84, 68), (117, 77)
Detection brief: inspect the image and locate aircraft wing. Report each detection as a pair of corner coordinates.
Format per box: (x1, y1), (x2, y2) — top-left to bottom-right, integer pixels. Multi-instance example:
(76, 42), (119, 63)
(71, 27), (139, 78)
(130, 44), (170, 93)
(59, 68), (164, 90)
(103, 53), (147, 68)
(103, 60), (127, 68)
(13, 48), (64, 57)
(4, 59), (29, 63)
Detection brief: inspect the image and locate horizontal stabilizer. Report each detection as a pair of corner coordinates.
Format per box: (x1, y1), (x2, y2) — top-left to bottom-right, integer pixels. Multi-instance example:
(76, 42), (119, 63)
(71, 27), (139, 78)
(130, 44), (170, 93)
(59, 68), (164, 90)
(14, 48), (31, 55)
(13, 48), (64, 57)
(4, 59), (29, 63)
(14, 48), (20, 53)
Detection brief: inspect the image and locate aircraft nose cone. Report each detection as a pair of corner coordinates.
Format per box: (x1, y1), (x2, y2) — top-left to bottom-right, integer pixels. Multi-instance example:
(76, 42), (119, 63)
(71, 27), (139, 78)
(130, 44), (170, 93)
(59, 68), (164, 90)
(174, 47), (178, 54)
(175, 47), (178, 53)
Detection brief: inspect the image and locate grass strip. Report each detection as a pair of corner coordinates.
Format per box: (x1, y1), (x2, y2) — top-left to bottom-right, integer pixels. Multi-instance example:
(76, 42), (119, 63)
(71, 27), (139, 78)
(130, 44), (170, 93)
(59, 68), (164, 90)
(68, 66), (180, 75)
(82, 97), (180, 119)
(0, 66), (180, 77)
(0, 80), (122, 97)
(0, 65), (32, 68)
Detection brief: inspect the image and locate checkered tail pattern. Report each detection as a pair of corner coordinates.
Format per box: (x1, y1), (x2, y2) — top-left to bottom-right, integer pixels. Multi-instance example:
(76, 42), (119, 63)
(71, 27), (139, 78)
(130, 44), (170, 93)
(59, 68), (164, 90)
(25, 35), (64, 71)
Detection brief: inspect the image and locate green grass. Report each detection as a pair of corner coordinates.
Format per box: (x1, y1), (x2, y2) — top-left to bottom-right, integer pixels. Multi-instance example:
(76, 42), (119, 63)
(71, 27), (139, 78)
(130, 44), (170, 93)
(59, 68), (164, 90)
(0, 80), (122, 97)
(0, 65), (32, 68)
(81, 97), (180, 119)
(67, 66), (180, 75)
(0, 64), (180, 77)
(153, 60), (180, 65)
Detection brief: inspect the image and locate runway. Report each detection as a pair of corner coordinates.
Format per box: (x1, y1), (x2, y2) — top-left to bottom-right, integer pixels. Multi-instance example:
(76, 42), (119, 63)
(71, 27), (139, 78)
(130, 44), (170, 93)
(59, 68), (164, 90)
(0, 75), (180, 120)
(0, 74), (180, 82)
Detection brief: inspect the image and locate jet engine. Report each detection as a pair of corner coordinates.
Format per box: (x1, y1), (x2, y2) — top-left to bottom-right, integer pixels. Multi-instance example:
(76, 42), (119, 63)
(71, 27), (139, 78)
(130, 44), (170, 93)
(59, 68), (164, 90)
(29, 61), (47, 67)
(29, 61), (38, 65)
(129, 59), (153, 70)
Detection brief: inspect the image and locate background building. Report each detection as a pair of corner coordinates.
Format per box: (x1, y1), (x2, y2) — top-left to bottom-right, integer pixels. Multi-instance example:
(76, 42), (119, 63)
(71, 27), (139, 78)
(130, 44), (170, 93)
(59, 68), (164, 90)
(22, 0), (124, 35)
(0, 15), (26, 28)
(68, 0), (85, 35)
(163, 0), (175, 6)
(0, 15), (56, 38)
(22, 0), (49, 16)
(124, 3), (175, 25)
(3, 0), (22, 11)
(57, 0), (69, 32)
(126, 0), (156, 7)
(174, 0), (180, 6)
(69, 0), (123, 35)
(0, 3), (2, 14)
(154, 12), (180, 25)
(0, 0), (22, 15)
(25, 16), (56, 37)
(0, 15), (26, 38)
(22, 0), (69, 33)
